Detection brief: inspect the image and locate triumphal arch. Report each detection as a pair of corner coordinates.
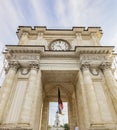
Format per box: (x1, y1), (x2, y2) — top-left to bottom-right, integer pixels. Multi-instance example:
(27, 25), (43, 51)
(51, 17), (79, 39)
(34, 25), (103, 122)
(0, 26), (117, 130)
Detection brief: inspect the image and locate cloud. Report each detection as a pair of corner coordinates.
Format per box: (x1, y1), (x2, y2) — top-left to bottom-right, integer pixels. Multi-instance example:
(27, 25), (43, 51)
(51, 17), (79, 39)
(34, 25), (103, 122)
(28, 0), (54, 26)
(0, 0), (26, 44)
(53, 0), (108, 27)
(0, 0), (117, 45)
(0, 42), (5, 86)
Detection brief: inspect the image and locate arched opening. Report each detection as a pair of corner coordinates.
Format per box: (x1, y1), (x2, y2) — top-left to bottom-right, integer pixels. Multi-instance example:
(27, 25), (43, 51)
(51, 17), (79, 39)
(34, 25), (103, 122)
(41, 70), (79, 130)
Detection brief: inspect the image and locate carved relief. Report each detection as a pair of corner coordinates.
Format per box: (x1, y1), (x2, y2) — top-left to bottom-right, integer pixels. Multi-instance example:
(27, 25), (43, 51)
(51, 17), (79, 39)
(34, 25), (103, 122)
(100, 62), (112, 71)
(89, 67), (100, 76)
(80, 54), (112, 70)
(5, 52), (12, 60)
(81, 62), (90, 71)
(20, 68), (30, 75)
(5, 61), (20, 74)
(8, 61), (20, 70)
(29, 62), (39, 70)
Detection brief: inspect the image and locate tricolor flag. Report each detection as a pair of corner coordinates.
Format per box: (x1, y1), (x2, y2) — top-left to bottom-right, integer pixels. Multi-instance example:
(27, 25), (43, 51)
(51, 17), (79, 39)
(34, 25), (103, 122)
(58, 88), (63, 114)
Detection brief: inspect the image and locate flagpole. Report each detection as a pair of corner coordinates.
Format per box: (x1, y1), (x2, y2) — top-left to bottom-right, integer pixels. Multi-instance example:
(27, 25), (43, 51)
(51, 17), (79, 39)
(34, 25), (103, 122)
(58, 88), (64, 114)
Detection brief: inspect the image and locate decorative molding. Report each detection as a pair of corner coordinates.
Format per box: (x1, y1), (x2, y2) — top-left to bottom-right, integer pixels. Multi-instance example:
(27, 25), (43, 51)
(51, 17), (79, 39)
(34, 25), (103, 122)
(20, 68), (30, 75)
(80, 54), (112, 68)
(80, 54), (112, 76)
(76, 46), (114, 55)
(81, 62), (90, 71)
(29, 62), (39, 70)
(4, 61), (20, 74)
(89, 67), (100, 76)
(9, 61), (20, 70)
(80, 61), (101, 76)
(100, 62), (112, 71)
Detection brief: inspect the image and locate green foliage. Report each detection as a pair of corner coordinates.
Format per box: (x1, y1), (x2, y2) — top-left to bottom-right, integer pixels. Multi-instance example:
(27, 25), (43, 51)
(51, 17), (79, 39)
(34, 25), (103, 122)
(63, 123), (69, 130)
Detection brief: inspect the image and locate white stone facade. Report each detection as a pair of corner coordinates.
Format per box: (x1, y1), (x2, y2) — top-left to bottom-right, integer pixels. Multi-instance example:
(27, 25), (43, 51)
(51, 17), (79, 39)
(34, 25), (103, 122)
(0, 26), (117, 130)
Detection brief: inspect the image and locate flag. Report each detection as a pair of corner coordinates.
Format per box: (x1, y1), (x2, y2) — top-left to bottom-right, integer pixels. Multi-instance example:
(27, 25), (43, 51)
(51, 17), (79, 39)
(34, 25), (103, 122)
(58, 88), (63, 114)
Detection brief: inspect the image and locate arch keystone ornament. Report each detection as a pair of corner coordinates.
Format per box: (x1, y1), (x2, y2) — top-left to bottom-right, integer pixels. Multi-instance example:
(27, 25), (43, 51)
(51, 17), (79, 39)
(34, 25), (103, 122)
(0, 26), (117, 130)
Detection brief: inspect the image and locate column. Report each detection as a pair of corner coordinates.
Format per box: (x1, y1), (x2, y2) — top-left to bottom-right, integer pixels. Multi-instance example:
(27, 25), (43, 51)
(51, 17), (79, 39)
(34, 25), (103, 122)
(20, 63), (38, 126)
(101, 63), (117, 113)
(41, 98), (49, 130)
(76, 71), (89, 130)
(0, 62), (19, 123)
(32, 69), (43, 130)
(81, 64), (101, 124)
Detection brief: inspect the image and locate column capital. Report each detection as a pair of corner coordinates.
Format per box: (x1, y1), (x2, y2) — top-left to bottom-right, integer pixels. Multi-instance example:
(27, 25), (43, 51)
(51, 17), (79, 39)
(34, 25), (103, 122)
(81, 62), (100, 76)
(29, 62), (39, 70)
(100, 62), (111, 71)
(80, 62), (90, 71)
(8, 61), (20, 70)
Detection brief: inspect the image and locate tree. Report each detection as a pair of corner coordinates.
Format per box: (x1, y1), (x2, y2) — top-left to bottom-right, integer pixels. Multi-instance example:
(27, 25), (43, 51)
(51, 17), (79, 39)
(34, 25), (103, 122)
(63, 123), (69, 130)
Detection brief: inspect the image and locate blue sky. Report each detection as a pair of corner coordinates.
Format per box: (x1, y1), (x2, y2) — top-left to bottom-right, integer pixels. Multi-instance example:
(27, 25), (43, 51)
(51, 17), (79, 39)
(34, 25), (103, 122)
(0, 0), (117, 47)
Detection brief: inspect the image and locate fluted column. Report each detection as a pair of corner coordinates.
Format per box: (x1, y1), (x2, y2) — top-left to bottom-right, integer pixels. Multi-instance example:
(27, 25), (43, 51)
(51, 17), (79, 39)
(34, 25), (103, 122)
(0, 62), (19, 123)
(101, 63), (117, 113)
(32, 69), (43, 130)
(81, 64), (101, 123)
(20, 63), (38, 126)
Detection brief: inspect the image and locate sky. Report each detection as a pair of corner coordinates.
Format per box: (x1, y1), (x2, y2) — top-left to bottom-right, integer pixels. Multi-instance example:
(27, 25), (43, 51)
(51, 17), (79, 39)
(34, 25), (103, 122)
(0, 0), (117, 47)
(49, 102), (68, 126)
(0, 0), (117, 126)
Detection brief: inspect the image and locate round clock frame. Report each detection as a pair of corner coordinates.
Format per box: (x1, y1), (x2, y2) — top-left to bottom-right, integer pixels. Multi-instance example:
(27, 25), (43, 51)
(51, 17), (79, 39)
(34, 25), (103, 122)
(49, 39), (70, 51)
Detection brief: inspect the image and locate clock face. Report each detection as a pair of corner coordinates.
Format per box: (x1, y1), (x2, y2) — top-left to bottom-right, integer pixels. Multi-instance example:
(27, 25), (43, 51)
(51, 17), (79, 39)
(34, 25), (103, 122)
(50, 40), (69, 51)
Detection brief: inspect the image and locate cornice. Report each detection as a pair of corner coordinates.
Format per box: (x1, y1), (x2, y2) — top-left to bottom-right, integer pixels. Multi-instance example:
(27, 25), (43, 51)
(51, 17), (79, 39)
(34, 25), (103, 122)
(76, 46), (114, 54)
(4, 45), (114, 58)
(4, 45), (114, 68)
(16, 26), (103, 40)
(5, 45), (45, 54)
(5, 45), (114, 54)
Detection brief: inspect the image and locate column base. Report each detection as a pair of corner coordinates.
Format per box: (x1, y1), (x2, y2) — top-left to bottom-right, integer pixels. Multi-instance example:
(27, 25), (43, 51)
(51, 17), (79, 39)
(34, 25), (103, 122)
(0, 123), (32, 130)
(88, 123), (117, 130)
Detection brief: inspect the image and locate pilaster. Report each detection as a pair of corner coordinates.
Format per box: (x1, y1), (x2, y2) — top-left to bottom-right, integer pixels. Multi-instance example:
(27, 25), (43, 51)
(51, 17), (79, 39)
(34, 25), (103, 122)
(32, 69), (43, 130)
(81, 63), (101, 124)
(0, 62), (20, 123)
(76, 70), (90, 130)
(18, 32), (28, 45)
(19, 63), (39, 126)
(101, 62), (117, 115)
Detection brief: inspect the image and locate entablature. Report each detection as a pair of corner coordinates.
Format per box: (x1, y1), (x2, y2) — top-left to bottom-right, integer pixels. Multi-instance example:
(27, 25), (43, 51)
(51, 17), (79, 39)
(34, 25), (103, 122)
(4, 45), (114, 69)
